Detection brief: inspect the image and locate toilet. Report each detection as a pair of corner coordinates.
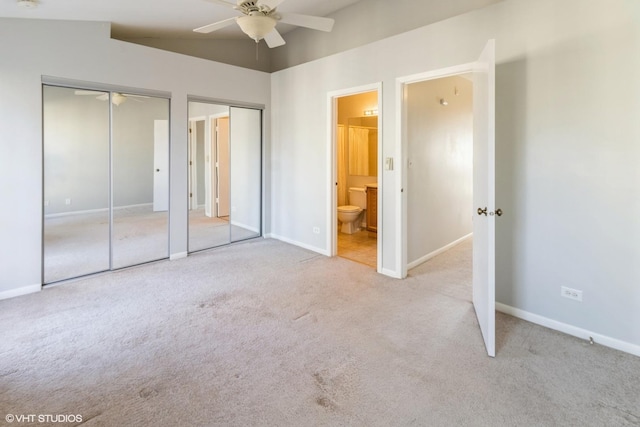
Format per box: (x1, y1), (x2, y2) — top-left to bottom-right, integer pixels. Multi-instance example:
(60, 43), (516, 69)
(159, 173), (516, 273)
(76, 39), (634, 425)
(337, 187), (366, 234)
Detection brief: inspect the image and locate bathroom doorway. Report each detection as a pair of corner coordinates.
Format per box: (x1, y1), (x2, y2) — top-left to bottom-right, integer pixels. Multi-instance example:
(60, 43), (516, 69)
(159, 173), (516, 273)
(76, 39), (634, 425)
(330, 85), (381, 269)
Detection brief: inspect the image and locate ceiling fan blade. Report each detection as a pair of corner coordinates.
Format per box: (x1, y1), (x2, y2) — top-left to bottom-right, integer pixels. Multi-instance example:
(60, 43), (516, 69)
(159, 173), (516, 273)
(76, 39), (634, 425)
(263, 28), (286, 48)
(202, 0), (237, 9)
(193, 17), (237, 33)
(278, 13), (334, 32)
(257, 0), (285, 10)
(95, 93), (109, 101)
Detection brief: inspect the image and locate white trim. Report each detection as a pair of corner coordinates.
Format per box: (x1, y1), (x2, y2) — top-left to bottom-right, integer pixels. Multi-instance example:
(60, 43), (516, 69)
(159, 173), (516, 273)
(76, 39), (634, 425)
(496, 303), (640, 358)
(407, 233), (472, 270)
(230, 221), (260, 234)
(169, 252), (188, 260)
(380, 268), (402, 279)
(0, 284), (41, 300)
(267, 233), (331, 257)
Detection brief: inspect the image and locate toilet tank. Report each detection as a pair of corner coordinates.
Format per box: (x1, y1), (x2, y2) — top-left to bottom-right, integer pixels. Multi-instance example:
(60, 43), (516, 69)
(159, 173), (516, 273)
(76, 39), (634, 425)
(348, 187), (367, 209)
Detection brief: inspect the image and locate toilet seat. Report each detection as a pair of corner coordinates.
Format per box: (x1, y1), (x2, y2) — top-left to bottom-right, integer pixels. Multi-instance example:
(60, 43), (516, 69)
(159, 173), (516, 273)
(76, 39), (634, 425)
(337, 205), (361, 213)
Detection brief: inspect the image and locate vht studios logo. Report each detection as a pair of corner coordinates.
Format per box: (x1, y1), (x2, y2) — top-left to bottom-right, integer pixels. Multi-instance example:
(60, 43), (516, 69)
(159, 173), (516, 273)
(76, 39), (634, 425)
(5, 414), (83, 423)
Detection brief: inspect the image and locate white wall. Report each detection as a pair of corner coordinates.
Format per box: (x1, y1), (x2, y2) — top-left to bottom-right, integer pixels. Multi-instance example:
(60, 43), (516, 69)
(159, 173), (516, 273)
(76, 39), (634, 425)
(0, 18), (270, 297)
(406, 76), (473, 265)
(270, 0), (640, 352)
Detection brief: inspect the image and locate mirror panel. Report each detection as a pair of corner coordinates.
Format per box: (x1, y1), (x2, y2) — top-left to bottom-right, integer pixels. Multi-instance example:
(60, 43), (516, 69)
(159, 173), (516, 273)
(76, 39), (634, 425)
(43, 85), (111, 283)
(111, 94), (170, 268)
(187, 102), (232, 251)
(230, 107), (262, 242)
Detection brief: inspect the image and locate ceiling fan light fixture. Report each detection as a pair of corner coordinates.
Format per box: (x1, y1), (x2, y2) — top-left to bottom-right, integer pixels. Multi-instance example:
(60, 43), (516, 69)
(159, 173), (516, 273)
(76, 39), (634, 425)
(237, 15), (276, 42)
(112, 93), (126, 106)
(17, 0), (38, 8)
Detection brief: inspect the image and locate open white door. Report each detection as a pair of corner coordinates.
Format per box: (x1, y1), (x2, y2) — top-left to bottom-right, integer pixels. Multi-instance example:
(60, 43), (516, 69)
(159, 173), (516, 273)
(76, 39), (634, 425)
(153, 119), (169, 212)
(472, 40), (496, 357)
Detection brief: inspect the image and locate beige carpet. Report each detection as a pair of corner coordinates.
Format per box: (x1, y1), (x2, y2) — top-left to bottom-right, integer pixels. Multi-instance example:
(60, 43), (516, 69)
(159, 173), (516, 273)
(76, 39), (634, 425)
(1, 239), (639, 426)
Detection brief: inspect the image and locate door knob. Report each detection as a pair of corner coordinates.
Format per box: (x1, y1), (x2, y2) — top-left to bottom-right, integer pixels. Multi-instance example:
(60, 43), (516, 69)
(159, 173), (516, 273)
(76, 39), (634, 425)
(490, 208), (503, 217)
(477, 207), (487, 216)
(156, 169), (160, 172)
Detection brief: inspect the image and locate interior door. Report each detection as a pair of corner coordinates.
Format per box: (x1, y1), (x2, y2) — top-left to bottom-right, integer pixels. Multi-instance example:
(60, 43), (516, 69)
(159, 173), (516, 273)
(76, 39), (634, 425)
(472, 39), (496, 357)
(216, 116), (230, 217)
(153, 120), (169, 212)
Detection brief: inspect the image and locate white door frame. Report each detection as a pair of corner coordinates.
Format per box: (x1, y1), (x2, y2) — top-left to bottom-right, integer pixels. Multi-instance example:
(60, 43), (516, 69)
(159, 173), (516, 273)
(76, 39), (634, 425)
(327, 82), (383, 272)
(189, 116), (206, 211)
(396, 63), (476, 278)
(396, 40), (496, 357)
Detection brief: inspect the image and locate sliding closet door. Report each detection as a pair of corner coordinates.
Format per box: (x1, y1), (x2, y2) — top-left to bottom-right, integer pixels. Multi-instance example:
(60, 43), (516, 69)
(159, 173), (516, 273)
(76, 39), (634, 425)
(230, 107), (262, 242)
(187, 102), (232, 252)
(43, 85), (110, 283)
(112, 95), (169, 269)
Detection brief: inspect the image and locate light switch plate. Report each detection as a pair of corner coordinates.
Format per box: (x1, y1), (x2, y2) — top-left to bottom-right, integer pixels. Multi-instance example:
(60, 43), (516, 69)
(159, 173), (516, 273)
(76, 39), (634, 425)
(385, 157), (394, 171)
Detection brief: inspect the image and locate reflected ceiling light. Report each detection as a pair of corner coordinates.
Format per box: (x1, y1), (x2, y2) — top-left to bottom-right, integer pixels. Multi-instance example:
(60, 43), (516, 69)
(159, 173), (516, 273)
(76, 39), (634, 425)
(440, 99), (449, 106)
(236, 15), (277, 43)
(112, 93), (127, 106)
(17, 0), (38, 8)
(363, 109), (378, 116)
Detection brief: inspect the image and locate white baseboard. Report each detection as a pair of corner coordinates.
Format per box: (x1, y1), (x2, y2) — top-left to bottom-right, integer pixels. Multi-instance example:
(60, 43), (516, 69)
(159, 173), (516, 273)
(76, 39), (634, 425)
(407, 233), (472, 270)
(170, 252), (188, 261)
(266, 233), (330, 256)
(496, 302), (640, 358)
(230, 221), (260, 234)
(0, 284), (41, 300)
(380, 268), (402, 279)
(45, 203), (153, 219)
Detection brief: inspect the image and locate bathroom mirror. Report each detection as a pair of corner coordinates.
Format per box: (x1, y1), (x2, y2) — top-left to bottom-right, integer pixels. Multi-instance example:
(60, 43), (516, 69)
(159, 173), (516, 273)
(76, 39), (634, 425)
(347, 116), (378, 177)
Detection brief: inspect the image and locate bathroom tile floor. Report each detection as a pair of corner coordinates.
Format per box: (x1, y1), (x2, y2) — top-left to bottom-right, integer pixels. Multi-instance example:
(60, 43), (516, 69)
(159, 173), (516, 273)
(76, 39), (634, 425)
(338, 229), (377, 268)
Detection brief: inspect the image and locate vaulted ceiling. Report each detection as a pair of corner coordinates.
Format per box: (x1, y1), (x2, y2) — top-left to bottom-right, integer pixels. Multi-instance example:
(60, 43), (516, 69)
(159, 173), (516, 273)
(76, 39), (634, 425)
(1, 0), (505, 72)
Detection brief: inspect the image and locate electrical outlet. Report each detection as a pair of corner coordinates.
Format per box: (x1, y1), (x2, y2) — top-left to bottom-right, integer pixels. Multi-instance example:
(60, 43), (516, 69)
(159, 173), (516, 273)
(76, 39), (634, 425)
(561, 286), (583, 302)
(313, 227), (320, 234)
(65, 198), (72, 205)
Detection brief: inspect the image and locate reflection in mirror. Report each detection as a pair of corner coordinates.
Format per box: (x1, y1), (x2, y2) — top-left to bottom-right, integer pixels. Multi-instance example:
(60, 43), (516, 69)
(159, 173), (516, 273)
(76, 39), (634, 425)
(187, 102), (232, 251)
(112, 94), (169, 269)
(43, 85), (111, 283)
(230, 107), (262, 242)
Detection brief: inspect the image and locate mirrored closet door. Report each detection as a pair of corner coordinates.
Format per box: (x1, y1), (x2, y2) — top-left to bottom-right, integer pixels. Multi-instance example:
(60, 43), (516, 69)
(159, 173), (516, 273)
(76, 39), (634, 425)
(187, 102), (262, 252)
(43, 85), (169, 284)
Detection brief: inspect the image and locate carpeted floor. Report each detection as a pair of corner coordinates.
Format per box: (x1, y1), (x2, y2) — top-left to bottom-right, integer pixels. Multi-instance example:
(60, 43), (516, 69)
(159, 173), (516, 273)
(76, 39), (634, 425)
(1, 239), (639, 426)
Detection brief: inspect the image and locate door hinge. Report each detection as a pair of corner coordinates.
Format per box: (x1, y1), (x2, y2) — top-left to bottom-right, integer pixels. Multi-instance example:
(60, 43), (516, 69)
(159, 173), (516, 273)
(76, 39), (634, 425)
(190, 193), (193, 197)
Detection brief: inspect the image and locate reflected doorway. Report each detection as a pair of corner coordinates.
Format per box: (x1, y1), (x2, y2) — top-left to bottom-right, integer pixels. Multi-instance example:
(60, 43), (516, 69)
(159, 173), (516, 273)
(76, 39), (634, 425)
(187, 101), (262, 252)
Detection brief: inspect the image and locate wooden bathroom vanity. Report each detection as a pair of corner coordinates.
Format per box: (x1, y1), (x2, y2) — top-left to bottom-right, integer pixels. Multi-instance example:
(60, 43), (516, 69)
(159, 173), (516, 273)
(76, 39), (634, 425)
(366, 184), (377, 233)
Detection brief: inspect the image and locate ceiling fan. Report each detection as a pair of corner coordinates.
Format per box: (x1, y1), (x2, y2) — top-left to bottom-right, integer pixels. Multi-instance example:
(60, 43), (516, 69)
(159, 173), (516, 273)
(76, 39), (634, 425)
(74, 91), (148, 106)
(193, 0), (335, 48)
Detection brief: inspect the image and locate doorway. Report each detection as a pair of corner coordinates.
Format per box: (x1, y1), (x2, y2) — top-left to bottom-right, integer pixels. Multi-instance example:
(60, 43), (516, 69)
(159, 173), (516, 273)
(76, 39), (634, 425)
(398, 40), (496, 357)
(329, 84), (381, 270)
(405, 75), (473, 269)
